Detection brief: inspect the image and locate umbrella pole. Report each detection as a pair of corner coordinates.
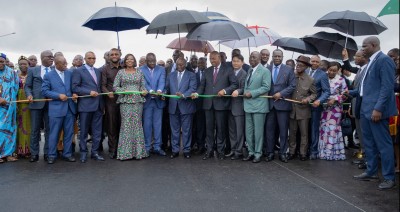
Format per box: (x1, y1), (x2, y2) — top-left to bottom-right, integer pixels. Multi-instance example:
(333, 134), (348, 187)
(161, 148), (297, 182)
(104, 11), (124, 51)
(292, 51), (294, 59)
(248, 38), (250, 56)
(117, 31), (120, 50)
(178, 25), (182, 50)
(345, 20), (349, 48)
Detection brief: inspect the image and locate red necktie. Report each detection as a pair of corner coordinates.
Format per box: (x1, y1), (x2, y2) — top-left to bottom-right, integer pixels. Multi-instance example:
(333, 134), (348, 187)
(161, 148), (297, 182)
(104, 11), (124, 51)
(213, 67), (218, 83)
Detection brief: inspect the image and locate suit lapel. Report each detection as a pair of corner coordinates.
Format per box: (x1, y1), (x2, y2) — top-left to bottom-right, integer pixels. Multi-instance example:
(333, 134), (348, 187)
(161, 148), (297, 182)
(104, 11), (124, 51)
(276, 65), (285, 83)
(83, 66), (97, 85)
(178, 71), (188, 90)
(365, 52), (381, 79)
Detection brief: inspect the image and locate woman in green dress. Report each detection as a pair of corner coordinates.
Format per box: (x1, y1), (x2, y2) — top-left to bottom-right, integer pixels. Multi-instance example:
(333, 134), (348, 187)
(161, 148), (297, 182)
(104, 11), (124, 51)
(16, 56), (31, 157)
(113, 54), (148, 160)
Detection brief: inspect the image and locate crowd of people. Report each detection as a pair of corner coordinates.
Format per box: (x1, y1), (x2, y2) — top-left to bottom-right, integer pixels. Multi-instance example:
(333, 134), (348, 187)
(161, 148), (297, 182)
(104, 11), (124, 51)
(0, 36), (399, 190)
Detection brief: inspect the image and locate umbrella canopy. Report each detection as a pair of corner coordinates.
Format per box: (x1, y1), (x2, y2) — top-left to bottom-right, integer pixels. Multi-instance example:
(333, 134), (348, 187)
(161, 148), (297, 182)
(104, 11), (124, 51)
(201, 11), (230, 21)
(167, 37), (215, 52)
(272, 37), (319, 55)
(219, 25), (281, 48)
(314, 10), (388, 36)
(302, 31), (358, 60)
(146, 10), (210, 35)
(378, 0), (399, 17)
(186, 21), (253, 41)
(82, 5), (149, 49)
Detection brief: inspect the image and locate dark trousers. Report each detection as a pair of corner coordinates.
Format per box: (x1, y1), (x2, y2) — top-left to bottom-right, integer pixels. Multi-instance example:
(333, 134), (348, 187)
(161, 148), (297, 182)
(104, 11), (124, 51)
(360, 115), (395, 180)
(265, 108), (290, 155)
(192, 109), (206, 150)
(29, 106), (49, 156)
(228, 112), (245, 156)
(170, 107), (193, 154)
(309, 107), (323, 156)
(162, 105), (171, 151)
(79, 108), (103, 154)
(105, 99), (120, 154)
(205, 108), (228, 155)
(48, 109), (74, 159)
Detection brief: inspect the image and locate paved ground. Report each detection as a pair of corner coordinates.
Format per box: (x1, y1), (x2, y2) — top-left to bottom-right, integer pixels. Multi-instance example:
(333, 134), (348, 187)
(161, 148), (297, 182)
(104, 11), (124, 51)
(0, 140), (399, 212)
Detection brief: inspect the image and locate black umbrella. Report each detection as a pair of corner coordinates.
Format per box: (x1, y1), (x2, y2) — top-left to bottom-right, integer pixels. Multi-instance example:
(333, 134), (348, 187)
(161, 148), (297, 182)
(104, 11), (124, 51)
(314, 10), (387, 47)
(271, 37), (319, 55)
(146, 9), (209, 49)
(186, 21), (253, 42)
(82, 3), (149, 49)
(301, 31), (358, 61)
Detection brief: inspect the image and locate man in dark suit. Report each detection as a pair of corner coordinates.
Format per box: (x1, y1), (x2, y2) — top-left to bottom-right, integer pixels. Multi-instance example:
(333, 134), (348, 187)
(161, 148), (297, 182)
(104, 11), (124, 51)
(42, 56), (77, 164)
(186, 55), (198, 73)
(192, 51), (238, 160)
(101, 48), (123, 159)
(192, 57), (207, 154)
(25, 50), (53, 162)
(140, 53), (166, 156)
(72, 51), (105, 163)
(265, 49), (296, 163)
(225, 49), (250, 72)
(227, 54), (246, 160)
(307, 55), (330, 160)
(166, 58), (197, 159)
(351, 36), (397, 190)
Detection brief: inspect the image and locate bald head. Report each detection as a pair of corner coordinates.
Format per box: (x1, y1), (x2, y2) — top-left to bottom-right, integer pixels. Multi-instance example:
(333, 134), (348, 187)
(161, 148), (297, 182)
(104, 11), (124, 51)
(362, 36), (381, 58)
(54, 56), (66, 71)
(40, 50), (54, 67)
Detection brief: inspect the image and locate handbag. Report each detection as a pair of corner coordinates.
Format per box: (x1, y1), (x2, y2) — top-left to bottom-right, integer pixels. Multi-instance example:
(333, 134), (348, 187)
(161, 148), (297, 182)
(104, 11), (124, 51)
(341, 113), (353, 137)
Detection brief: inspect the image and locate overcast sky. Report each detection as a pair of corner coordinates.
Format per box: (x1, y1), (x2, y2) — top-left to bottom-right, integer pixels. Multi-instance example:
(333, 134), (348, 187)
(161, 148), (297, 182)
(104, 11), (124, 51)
(1, 0), (398, 67)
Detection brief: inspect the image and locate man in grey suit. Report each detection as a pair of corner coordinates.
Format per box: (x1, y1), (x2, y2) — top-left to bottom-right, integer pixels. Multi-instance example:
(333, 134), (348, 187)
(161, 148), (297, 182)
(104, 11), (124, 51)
(227, 54), (247, 160)
(192, 51), (238, 160)
(25, 50), (53, 162)
(242, 51), (271, 163)
(265, 49), (296, 163)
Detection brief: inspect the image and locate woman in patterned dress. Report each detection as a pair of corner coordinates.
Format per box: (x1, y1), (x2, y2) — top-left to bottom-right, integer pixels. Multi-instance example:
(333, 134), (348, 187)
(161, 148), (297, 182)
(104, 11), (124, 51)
(0, 53), (19, 163)
(16, 56), (31, 157)
(113, 54), (148, 160)
(319, 62), (348, 160)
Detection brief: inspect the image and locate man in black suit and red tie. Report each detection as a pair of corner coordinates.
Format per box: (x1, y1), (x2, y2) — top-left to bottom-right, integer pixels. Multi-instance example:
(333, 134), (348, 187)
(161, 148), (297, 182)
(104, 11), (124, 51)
(192, 51), (238, 160)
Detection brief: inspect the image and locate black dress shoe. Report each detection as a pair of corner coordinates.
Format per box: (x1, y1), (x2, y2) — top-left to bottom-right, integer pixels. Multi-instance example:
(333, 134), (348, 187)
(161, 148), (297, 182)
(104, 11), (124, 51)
(287, 153), (295, 160)
(242, 155), (254, 161)
(170, 152), (179, 159)
(358, 162), (367, 169)
(91, 154), (105, 161)
(29, 155), (39, 162)
(279, 154), (288, 163)
(218, 153), (224, 160)
(47, 157), (55, 164)
(353, 172), (379, 181)
(44, 154), (49, 162)
(252, 156), (261, 163)
(202, 152), (213, 160)
(265, 153), (274, 162)
(196, 148), (207, 155)
(80, 154), (87, 163)
(183, 153), (191, 159)
(299, 155), (307, 161)
(225, 151), (234, 157)
(63, 157), (76, 162)
(231, 155), (241, 160)
(153, 149), (167, 156)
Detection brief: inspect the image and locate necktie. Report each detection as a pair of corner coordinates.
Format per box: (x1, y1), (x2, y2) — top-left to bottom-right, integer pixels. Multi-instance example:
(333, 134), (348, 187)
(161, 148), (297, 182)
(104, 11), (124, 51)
(178, 72), (182, 87)
(45, 67), (49, 74)
(213, 67), (218, 83)
(90, 67), (97, 84)
(200, 71), (203, 81)
(150, 69), (154, 79)
(247, 69), (253, 85)
(60, 72), (64, 84)
(309, 69), (315, 77)
(273, 66), (279, 83)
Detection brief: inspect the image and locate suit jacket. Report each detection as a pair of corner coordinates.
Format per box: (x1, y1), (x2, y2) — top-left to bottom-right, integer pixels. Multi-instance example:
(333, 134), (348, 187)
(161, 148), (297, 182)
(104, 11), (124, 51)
(290, 73), (316, 120)
(243, 64), (271, 113)
(268, 64), (296, 111)
(307, 68), (330, 108)
(230, 69), (246, 116)
(197, 63), (238, 110)
(166, 70), (197, 115)
(25, 66), (52, 109)
(350, 51), (397, 120)
(41, 70), (77, 117)
(140, 64), (166, 109)
(72, 65), (104, 112)
(195, 69), (205, 111)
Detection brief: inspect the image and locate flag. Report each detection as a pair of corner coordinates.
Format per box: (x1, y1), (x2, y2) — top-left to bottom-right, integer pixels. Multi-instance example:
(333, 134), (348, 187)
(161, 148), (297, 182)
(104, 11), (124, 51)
(378, 0), (399, 17)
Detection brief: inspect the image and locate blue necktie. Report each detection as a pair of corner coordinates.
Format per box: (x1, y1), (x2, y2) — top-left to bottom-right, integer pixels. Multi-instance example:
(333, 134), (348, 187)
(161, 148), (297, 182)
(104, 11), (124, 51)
(273, 66), (278, 83)
(178, 72), (182, 87)
(45, 67), (49, 74)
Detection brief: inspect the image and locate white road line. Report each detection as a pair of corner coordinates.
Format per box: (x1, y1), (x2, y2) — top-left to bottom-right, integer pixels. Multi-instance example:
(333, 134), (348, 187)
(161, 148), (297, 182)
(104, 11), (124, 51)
(273, 161), (366, 212)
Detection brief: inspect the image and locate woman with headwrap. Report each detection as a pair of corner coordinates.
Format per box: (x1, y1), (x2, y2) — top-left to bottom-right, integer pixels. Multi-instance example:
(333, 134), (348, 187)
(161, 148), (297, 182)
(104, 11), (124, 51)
(0, 53), (19, 163)
(16, 56), (31, 157)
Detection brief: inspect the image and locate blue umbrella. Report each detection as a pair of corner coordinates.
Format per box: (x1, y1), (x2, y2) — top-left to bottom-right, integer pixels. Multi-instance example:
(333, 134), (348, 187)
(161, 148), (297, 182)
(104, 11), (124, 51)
(83, 3), (149, 49)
